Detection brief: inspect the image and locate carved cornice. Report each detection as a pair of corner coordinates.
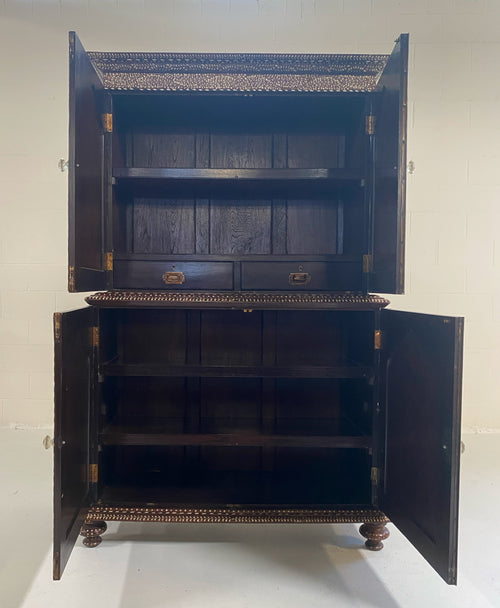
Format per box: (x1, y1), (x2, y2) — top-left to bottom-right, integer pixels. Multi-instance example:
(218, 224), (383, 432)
(87, 505), (389, 524)
(85, 291), (390, 310)
(88, 51), (388, 93)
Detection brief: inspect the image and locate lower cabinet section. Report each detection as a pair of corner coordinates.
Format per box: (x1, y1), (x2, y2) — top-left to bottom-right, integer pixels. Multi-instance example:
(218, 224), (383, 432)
(53, 301), (463, 585)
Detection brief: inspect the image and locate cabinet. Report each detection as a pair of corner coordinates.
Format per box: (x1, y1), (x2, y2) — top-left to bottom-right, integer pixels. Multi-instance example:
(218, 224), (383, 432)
(53, 32), (463, 585)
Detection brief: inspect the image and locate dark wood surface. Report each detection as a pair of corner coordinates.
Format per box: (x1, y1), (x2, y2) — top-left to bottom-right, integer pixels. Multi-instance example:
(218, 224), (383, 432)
(99, 447), (372, 506)
(99, 429), (371, 449)
(241, 261), (362, 291)
(101, 363), (371, 378)
(68, 32), (107, 292)
(114, 260), (234, 290)
(381, 309), (463, 584)
(53, 306), (95, 580)
(113, 167), (361, 180)
(370, 33), (408, 294)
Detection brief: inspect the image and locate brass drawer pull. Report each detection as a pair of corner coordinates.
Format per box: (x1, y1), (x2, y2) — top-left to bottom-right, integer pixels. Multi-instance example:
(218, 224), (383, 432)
(162, 271), (186, 285)
(289, 272), (311, 286)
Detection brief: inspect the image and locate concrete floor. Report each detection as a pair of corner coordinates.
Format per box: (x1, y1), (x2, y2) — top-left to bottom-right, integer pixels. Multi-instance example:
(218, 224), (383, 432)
(0, 429), (498, 608)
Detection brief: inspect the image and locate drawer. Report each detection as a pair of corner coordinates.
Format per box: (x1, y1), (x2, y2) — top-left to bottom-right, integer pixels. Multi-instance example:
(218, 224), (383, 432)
(114, 261), (234, 290)
(241, 261), (362, 291)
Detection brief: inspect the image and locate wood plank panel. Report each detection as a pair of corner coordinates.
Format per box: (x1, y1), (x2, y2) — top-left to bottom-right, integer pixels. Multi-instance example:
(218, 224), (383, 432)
(210, 201), (272, 254)
(210, 134), (272, 168)
(287, 134), (340, 168)
(200, 310), (262, 366)
(287, 200), (337, 254)
(133, 198), (195, 254)
(132, 133), (195, 167)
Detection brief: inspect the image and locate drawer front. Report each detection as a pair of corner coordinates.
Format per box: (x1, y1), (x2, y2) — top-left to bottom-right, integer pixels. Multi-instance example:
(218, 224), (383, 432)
(114, 261), (234, 290)
(241, 261), (362, 291)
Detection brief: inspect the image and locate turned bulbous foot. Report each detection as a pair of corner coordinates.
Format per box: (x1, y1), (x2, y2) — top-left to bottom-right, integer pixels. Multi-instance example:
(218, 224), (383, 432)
(359, 522), (390, 551)
(80, 521), (107, 548)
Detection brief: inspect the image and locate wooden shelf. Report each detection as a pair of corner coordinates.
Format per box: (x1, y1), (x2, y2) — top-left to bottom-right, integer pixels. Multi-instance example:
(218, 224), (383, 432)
(113, 252), (360, 262)
(100, 363), (372, 379)
(113, 167), (362, 182)
(100, 428), (371, 449)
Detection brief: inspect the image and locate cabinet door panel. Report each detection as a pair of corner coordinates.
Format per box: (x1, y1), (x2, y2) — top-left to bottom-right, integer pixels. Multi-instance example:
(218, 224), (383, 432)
(381, 309), (463, 584)
(371, 34), (408, 294)
(53, 307), (96, 580)
(68, 31), (107, 291)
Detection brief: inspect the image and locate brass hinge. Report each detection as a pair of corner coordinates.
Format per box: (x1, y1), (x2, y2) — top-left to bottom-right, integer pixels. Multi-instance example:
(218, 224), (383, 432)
(89, 464), (98, 483)
(363, 254), (373, 273)
(102, 113), (113, 133)
(54, 313), (62, 342)
(105, 252), (113, 271)
(68, 265), (75, 291)
(365, 114), (376, 135)
(374, 329), (383, 350)
(91, 326), (99, 348)
(371, 467), (379, 484)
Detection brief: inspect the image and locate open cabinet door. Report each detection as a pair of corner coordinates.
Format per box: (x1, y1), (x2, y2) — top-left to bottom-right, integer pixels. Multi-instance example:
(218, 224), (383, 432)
(381, 310), (463, 584)
(370, 34), (408, 294)
(68, 31), (108, 292)
(53, 307), (96, 580)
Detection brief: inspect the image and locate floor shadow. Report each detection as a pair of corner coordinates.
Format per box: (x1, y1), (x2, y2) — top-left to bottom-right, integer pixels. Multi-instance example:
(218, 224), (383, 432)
(108, 522), (401, 608)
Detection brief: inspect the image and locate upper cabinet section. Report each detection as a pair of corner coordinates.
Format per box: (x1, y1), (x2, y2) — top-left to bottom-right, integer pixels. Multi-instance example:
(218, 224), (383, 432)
(68, 33), (408, 294)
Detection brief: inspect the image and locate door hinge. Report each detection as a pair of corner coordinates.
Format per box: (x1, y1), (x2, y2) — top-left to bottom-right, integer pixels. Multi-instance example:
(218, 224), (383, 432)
(374, 329), (383, 350)
(54, 313), (62, 342)
(363, 254), (373, 273)
(371, 467), (380, 484)
(89, 463), (98, 484)
(105, 252), (113, 271)
(68, 266), (75, 292)
(102, 113), (113, 133)
(365, 114), (376, 135)
(91, 326), (99, 348)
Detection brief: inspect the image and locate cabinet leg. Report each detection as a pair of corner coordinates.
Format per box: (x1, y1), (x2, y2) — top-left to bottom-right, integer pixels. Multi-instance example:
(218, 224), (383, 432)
(80, 521), (107, 548)
(359, 522), (390, 551)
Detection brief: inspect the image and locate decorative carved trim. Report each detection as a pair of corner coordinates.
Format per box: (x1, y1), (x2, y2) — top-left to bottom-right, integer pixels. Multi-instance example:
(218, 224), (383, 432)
(89, 52), (388, 75)
(88, 51), (388, 93)
(87, 505), (389, 525)
(85, 291), (390, 310)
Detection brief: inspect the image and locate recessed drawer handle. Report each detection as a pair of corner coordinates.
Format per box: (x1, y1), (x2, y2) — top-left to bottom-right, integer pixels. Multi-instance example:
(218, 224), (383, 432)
(162, 271), (186, 285)
(289, 272), (311, 285)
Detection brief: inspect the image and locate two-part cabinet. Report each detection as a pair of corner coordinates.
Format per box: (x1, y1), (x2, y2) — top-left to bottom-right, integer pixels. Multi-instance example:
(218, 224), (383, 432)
(53, 32), (463, 585)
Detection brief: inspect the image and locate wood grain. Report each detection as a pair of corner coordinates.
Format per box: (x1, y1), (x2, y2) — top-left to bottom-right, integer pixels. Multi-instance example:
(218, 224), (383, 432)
(210, 134), (272, 168)
(132, 132), (195, 167)
(287, 199), (337, 254)
(210, 200), (271, 254)
(133, 198), (195, 254)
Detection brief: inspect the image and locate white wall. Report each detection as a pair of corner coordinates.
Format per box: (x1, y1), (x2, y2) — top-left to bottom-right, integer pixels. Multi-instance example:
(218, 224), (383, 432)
(0, 0), (499, 429)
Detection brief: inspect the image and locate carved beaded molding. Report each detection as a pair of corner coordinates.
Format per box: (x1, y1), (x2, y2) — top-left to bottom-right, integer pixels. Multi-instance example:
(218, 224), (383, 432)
(87, 506), (389, 524)
(88, 51), (389, 93)
(85, 291), (390, 309)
